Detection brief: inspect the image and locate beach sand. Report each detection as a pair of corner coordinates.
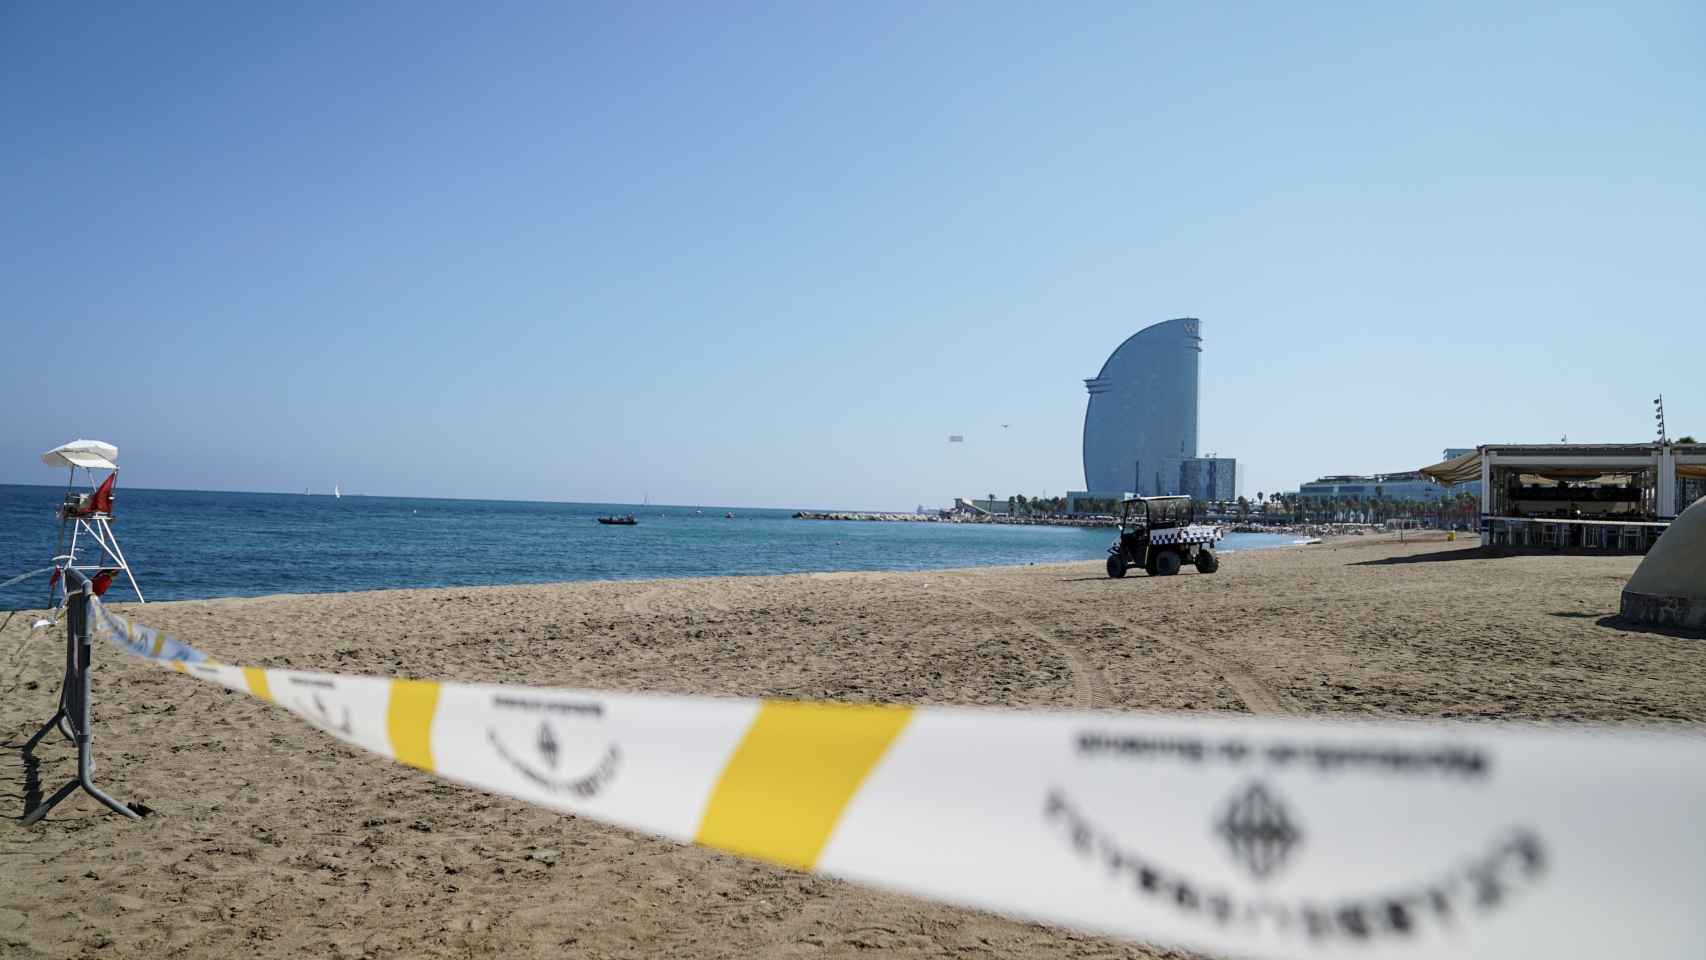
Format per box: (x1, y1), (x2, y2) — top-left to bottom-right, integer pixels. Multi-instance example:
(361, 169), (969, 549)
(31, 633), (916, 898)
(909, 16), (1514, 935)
(4, 534), (1704, 958)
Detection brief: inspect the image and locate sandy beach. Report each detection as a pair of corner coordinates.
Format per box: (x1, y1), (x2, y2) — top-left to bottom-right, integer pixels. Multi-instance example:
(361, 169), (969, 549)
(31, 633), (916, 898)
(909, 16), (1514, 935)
(4, 533), (1704, 959)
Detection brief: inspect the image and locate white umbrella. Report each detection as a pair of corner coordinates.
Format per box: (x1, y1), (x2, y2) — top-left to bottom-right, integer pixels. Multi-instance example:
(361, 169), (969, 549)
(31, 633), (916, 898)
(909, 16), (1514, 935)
(42, 439), (119, 470)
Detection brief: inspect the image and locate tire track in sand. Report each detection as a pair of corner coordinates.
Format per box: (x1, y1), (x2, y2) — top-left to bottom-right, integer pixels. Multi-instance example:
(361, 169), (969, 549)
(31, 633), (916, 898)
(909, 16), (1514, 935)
(954, 593), (1111, 712)
(1101, 615), (1292, 716)
(1014, 564), (1293, 716)
(620, 581), (736, 618)
(946, 576), (1291, 717)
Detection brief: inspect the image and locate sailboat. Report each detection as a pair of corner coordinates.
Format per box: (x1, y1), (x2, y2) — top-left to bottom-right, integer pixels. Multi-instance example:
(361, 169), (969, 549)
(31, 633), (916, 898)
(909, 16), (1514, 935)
(334, 485), (342, 499)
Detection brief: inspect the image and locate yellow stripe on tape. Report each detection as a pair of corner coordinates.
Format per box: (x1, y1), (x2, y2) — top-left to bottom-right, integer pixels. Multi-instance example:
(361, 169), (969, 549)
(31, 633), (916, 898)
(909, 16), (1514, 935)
(387, 680), (441, 771)
(171, 661), (187, 673)
(243, 667), (273, 702)
(696, 701), (913, 871)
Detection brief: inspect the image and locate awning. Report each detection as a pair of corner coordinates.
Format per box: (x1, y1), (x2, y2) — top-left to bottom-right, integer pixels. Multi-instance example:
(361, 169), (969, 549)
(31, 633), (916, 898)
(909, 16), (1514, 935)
(1419, 448), (1480, 487)
(42, 439), (119, 470)
(1423, 445), (1706, 482)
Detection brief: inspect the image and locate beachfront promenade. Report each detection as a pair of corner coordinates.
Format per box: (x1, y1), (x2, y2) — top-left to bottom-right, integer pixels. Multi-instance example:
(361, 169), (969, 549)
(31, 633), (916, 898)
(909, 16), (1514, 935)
(793, 509), (1114, 527)
(4, 533), (1701, 958)
(794, 509), (1368, 538)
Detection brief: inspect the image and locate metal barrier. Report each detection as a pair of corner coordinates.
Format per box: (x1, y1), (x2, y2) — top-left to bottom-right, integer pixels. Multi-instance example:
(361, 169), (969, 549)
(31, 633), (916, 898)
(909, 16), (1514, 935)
(21, 567), (141, 824)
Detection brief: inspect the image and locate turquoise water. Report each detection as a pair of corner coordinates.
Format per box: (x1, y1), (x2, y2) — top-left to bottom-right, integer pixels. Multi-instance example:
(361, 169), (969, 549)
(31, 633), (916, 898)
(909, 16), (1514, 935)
(0, 485), (1298, 605)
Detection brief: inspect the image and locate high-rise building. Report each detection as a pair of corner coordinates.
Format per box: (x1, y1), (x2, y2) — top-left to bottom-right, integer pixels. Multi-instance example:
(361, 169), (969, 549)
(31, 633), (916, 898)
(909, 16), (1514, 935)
(1081, 317), (1202, 496)
(1170, 456), (1239, 502)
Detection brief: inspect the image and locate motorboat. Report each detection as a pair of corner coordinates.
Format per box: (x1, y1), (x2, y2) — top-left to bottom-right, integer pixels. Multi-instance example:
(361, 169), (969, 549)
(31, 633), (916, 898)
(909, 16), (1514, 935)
(598, 514), (637, 526)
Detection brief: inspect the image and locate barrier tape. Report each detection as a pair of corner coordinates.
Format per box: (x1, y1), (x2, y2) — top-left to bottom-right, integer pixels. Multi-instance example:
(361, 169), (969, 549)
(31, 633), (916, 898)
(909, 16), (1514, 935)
(0, 566), (57, 591)
(86, 598), (1706, 959)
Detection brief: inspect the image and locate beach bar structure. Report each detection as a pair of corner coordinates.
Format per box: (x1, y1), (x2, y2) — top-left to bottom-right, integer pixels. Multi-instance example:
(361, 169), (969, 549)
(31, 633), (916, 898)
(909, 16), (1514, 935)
(1421, 443), (1706, 553)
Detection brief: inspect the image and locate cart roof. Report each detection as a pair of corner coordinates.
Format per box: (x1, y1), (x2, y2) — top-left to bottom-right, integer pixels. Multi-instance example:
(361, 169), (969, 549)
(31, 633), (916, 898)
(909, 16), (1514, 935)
(42, 439), (119, 470)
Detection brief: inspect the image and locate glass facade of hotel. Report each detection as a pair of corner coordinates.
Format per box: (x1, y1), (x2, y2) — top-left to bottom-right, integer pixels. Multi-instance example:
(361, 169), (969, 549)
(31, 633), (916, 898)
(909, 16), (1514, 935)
(1082, 318), (1202, 496)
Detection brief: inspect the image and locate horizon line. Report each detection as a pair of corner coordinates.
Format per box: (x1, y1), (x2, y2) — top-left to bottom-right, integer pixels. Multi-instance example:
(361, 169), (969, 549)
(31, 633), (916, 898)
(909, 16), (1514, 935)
(0, 480), (938, 517)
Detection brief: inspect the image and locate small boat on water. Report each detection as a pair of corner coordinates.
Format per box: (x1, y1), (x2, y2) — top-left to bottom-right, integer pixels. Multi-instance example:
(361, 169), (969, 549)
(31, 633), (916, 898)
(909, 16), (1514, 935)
(598, 514), (637, 526)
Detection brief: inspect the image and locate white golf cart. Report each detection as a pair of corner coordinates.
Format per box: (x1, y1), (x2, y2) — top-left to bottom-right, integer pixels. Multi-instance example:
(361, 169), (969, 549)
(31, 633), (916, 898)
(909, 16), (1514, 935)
(1106, 495), (1222, 578)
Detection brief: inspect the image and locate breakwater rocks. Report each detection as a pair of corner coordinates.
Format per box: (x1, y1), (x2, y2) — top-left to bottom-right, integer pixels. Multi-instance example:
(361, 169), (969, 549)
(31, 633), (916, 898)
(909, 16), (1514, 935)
(793, 512), (1118, 528)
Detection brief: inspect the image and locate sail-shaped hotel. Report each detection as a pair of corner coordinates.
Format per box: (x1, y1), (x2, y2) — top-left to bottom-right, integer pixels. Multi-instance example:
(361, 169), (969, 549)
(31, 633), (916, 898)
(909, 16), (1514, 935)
(1070, 317), (1237, 508)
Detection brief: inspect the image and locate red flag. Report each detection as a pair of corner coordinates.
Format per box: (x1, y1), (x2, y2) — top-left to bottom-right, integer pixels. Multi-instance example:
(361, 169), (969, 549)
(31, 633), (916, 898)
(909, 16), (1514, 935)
(90, 473), (116, 515)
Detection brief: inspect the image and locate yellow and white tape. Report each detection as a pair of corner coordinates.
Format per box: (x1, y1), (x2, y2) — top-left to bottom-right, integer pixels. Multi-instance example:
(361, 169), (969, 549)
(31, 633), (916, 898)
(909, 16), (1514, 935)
(89, 599), (1706, 959)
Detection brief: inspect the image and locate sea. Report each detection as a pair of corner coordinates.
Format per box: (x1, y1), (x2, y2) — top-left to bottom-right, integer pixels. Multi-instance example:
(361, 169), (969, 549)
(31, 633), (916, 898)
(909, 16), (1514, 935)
(0, 485), (1301, 607)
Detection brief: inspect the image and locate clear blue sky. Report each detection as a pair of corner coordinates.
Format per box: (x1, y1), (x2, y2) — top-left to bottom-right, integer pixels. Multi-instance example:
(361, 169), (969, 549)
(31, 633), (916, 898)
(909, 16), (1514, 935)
(3, 3), (1701, 509)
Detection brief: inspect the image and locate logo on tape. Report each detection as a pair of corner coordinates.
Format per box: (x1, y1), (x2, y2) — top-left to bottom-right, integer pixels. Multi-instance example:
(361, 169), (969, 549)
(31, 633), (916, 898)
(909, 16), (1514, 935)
(1217, 781), (1300, 879)
(486, 695), (620, 798)
(1049, 728), (1545, 944)
(288, 677), (354, 737)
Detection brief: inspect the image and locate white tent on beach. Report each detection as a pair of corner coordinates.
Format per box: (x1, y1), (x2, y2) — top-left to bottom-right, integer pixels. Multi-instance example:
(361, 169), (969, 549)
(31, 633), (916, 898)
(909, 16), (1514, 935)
(1621, 494), (1706, 629)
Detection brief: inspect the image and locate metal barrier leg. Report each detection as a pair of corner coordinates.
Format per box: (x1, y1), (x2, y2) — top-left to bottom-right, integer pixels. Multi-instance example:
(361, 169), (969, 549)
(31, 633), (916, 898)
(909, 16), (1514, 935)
(25, 625), (78, 753)
(20, 578), (141, 825)
(23, 709), (64, 753)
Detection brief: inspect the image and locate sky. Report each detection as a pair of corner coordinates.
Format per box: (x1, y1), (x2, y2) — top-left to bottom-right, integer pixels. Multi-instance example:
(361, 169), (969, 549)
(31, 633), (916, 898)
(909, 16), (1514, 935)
(3, 3), (1702, 510)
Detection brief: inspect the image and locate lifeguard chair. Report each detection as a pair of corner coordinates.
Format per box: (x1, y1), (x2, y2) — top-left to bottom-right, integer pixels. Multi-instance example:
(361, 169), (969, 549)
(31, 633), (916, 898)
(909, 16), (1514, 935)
(43, 439), (144, 603)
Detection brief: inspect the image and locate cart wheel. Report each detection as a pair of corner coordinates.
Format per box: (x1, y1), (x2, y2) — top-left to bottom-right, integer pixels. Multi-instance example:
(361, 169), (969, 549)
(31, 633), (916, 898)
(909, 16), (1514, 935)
(1106, 555), (1127, 578)
(1155, 550), (1182, 576)
(1195, 548), (1219, 574)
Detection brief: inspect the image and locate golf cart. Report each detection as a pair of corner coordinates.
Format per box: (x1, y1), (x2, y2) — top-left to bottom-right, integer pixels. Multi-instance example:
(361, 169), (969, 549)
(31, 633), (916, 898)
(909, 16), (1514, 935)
(1106, 495), (1222, 578)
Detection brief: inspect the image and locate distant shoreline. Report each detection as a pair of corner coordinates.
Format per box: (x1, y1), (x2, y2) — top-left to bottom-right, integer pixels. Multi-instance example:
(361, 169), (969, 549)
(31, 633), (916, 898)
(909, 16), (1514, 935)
(794, 510), (1116, 527)
(792, 510), (1393, 540)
